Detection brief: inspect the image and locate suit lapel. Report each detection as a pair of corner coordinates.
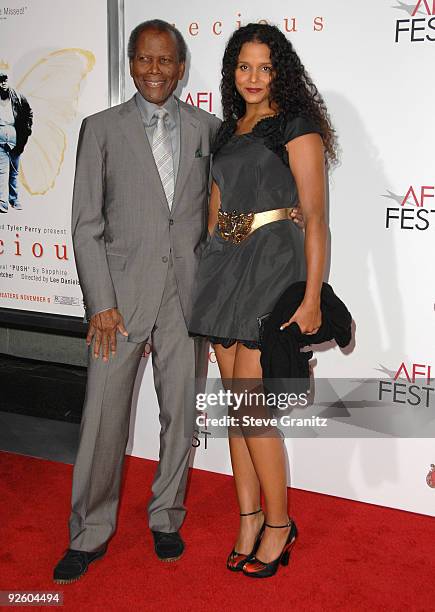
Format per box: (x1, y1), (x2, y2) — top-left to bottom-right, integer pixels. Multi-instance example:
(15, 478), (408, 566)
(172, 101), (200, 212)
(118, 97), (169, 212)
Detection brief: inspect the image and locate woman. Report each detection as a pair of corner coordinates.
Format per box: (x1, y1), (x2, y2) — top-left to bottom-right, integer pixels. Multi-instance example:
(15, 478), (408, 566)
(189, 23), (337, 578)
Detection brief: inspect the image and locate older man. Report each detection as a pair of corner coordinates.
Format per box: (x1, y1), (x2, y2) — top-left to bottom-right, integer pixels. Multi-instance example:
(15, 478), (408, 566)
(54, 20), (220, 583)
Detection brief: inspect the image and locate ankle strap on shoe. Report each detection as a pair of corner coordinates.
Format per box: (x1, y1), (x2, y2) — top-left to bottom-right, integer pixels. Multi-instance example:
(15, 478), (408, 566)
(240, 508), (263, 517)
(265, 518), (292, 528)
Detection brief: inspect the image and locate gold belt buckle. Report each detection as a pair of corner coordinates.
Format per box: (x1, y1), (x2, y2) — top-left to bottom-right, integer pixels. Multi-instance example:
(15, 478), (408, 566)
(217, 209), (255, 244)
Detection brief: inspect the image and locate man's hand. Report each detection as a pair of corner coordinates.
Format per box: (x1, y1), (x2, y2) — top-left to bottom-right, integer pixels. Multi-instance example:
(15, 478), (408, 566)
(290, 206), (305, 229)
(87, 308), (128, 361)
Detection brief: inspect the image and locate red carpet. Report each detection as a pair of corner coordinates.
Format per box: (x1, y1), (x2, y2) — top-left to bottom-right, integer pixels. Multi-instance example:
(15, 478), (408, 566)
(1, 451), (434, 611)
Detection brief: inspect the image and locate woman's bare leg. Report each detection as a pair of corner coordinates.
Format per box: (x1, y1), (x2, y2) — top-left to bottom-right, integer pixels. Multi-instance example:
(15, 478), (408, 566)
(214, 343), (263, 554)
(232, 343), (290, 563)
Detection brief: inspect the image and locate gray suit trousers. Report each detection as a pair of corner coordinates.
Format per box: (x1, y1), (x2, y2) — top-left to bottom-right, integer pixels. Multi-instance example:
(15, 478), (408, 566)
(69, 259), (205, 551)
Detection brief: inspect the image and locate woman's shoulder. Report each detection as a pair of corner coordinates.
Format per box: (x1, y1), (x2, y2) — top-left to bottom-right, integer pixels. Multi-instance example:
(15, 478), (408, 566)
(250, 112), (322, 166)
(282, 113), (323, 143)
(252, 112), (322, 143)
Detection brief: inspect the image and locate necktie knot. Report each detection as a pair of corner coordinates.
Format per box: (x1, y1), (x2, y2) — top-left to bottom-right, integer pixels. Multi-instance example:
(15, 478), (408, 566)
(153, 107), (168, 122)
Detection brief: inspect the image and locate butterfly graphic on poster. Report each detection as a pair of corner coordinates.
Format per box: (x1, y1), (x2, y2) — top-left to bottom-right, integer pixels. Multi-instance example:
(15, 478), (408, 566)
(7, 48), (95, 195)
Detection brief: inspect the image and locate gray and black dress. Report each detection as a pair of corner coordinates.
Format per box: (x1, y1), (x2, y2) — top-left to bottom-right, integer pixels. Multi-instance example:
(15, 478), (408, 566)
(188, 113), (322, 349)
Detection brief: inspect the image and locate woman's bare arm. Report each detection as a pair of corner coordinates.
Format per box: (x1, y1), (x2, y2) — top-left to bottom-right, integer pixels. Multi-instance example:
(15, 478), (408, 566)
(281, 133), (327, 334)
(208, 180), (221, 235)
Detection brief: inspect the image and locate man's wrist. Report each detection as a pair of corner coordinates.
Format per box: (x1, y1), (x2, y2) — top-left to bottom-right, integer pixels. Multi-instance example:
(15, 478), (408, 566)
(94, 307), (116, 316)
(85, 305), (117, 322)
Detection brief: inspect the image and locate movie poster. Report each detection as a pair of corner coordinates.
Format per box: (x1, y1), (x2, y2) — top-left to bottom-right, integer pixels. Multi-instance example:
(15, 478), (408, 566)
(0, 0), (108, 317)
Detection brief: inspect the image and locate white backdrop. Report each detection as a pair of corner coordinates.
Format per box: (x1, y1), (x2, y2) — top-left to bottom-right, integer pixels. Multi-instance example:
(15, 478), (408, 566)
(122, 0), (435, 516)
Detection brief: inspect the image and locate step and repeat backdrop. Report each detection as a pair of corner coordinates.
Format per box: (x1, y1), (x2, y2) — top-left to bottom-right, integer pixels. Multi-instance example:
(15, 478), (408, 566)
(123, 0), (435, 516)
(0, 0), (108, 315)
(1, 0), (434, 514)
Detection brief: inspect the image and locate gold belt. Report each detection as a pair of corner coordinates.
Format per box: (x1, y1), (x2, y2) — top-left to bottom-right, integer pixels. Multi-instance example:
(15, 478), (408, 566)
(217, 207), (293, 244)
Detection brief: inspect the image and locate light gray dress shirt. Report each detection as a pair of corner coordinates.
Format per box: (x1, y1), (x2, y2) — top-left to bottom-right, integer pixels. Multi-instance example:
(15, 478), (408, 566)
(135, 92), (180, 181)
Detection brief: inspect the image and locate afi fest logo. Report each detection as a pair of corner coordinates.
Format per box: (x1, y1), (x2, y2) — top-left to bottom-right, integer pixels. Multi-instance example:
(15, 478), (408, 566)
(378, 362), (434, 407)
(394, 0), (435, 42)
(184, 91), (214, 113)
(383, 185), (435, 230)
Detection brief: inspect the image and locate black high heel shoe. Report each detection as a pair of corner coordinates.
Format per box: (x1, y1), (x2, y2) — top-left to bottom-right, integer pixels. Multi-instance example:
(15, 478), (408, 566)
(242, 518), (297, 578)
(227, 508), (265, 572)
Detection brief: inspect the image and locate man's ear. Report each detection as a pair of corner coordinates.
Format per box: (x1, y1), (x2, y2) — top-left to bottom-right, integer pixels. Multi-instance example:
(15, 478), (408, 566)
(129, 60), (133, 77)
(178, 62), (186, 81)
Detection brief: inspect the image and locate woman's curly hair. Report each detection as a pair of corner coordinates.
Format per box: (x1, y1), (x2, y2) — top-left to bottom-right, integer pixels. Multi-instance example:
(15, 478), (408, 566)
(220, 23), (337, 166)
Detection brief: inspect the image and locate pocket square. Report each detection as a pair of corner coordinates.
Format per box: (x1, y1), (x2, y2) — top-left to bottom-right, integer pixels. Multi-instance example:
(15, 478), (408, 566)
(195, 149), (203, 158)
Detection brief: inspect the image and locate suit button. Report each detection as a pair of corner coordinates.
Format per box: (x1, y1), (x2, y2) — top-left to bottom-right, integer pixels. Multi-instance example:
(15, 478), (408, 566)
(169, 219), (174, 226)
(162, 256), (168, 263)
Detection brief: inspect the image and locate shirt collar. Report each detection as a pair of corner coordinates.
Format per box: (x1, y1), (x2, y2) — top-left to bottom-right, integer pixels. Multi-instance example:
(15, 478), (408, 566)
(135, 92), (178, 126)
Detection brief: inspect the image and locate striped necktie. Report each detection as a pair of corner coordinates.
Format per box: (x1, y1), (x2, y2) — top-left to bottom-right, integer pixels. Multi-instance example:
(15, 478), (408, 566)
(151, 107), (175, 209)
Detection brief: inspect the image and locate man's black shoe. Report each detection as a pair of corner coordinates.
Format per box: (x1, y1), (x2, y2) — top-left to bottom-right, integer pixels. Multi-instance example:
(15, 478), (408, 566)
(53, 546), (107, 584)
(151, 531), (184, 562)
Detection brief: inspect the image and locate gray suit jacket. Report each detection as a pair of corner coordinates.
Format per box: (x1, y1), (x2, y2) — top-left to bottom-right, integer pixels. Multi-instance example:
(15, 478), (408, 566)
(71, 95), (221, 342)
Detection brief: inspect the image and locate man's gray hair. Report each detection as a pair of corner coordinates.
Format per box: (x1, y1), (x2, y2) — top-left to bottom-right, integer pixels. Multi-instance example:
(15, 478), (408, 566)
(127, 19), (187, 63)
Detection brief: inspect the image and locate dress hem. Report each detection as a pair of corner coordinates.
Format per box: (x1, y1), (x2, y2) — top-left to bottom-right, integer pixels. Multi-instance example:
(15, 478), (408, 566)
(189, 332), (260, 350)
